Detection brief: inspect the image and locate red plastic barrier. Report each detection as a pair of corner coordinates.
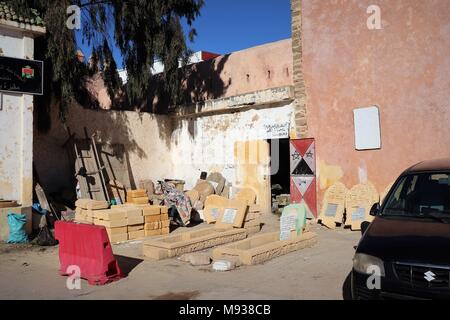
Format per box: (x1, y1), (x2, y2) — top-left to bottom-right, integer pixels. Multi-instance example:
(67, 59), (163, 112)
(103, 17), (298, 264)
(55, 221), (123, 285)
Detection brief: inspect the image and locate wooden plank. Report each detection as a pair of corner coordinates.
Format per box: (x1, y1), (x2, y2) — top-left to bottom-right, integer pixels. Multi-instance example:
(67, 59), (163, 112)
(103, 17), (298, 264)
(35, 183), (51, 212)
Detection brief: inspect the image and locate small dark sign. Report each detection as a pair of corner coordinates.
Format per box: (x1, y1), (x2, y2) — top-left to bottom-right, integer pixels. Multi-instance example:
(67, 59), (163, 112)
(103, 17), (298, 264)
(0, 56), (43, 95)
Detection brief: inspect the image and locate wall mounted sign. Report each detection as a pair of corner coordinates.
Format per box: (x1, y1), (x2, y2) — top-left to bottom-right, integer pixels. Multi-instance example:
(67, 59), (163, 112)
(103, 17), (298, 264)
(353, 106), (381, 150)
(0, 56), (43, 95)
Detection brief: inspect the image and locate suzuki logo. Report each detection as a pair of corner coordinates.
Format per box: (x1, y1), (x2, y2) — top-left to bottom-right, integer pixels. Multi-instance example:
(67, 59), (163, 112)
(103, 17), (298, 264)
(424, 271), (436, 282)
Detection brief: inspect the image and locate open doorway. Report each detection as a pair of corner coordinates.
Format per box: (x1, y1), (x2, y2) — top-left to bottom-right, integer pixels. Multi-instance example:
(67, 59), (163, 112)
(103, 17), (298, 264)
(268, 138), (291, 212)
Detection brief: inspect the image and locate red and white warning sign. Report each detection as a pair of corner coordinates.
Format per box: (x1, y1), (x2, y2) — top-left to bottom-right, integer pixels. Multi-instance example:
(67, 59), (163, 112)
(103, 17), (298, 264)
(290, 139), (317, 217)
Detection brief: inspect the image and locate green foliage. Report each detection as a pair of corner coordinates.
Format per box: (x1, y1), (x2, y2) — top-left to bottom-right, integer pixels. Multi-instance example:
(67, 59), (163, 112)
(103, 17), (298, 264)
(6, 0), (204, 118)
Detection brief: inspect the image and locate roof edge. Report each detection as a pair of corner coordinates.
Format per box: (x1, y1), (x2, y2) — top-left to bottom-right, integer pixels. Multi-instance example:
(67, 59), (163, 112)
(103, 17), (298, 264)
(0, 18), (45, 35)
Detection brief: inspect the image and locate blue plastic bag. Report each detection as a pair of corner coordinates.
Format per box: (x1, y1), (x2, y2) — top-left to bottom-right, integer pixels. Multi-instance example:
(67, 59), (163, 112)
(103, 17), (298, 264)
(32, 203), (49, 216)
(7, 213), (29, 244)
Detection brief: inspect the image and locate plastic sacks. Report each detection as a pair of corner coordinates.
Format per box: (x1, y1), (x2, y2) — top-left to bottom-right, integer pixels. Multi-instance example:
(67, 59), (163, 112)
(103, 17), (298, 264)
(32, 203), (49, 216)
(7, 213), (29, 244)
(36, 225), (58, 246)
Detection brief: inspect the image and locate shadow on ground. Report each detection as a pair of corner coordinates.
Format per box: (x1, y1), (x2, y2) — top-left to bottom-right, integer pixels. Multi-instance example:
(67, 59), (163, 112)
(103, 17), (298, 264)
(153, 291), (200, 300)
(342, 271), (352, 300)
(115, 255), (144, 277)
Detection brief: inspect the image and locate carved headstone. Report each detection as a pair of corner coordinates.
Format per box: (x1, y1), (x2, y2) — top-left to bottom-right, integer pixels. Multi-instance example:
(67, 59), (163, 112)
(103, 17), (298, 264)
(280, 204), (307, 241)
(203, 195), (228, 224)
(345, 183), (380, 231)
(319, 182), (348, 230)
(215, 198), (248, 229)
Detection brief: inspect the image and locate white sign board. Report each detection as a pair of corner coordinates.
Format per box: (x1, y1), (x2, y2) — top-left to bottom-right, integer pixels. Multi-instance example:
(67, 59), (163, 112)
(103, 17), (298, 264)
(353, 106), (381, 150)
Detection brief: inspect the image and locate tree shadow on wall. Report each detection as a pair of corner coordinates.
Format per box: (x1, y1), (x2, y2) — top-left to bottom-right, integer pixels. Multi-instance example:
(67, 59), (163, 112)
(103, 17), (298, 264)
(35, 52), (233, 187)
(40, 102), (149, 196)
(123, 53), (232, 146)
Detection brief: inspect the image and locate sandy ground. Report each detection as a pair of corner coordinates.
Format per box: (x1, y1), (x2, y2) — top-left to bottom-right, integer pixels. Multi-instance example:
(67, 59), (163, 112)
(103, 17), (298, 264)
(0, 217), (360, 300)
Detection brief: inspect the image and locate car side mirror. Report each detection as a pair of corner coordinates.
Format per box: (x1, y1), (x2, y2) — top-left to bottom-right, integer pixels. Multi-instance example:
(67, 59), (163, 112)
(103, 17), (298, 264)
(361, 221), (371, 235)
(370, 203), (381, 217)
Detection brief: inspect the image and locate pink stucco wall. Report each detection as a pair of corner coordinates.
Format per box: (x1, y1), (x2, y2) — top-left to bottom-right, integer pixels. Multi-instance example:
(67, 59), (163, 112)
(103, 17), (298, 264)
(95, 39), (293, 112)
(183, 38), (293, 101)
(148, 39), (294, 111)
(301, 0), (450, 200)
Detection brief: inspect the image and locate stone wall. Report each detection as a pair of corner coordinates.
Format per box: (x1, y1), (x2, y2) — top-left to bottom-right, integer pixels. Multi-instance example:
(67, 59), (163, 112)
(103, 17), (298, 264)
(290, 0), (308, 138)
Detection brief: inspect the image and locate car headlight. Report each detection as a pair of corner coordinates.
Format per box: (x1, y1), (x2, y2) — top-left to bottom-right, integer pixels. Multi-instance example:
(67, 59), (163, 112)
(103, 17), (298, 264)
(353, 253), (385, 277)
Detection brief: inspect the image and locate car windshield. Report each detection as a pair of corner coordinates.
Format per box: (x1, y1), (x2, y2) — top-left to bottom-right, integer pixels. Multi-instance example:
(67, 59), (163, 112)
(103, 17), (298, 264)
(381, 172), (450, 219)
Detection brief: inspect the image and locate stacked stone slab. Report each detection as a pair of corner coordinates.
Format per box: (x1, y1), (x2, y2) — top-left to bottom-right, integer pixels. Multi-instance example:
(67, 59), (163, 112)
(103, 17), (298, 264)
(242, 204), (263, 235)
(125, 206), (145, 240)
(112, 203), (170, 239)
(74, 201), (149, 242)
(143, 205), (170, 237)
(74, 199), (109, 224)
(127, 189), (149, 205)
(93, 207), (129, 243)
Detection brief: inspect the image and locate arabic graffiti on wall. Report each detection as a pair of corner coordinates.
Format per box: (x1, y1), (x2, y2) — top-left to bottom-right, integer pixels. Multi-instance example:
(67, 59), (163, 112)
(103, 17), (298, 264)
(263, 122), (290, 139)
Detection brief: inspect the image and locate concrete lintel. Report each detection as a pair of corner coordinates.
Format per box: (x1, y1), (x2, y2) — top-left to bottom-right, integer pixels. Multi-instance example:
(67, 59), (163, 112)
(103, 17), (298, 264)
(173, 86), (294, 119)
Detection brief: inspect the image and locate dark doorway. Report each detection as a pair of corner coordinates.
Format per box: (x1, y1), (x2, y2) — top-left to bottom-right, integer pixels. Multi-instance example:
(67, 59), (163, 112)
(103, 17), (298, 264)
(269, 138), (291, 201)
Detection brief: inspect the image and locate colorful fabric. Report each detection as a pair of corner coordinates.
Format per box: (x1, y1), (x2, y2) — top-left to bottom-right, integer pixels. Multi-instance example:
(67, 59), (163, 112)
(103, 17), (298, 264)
(161, 181), (192, 225)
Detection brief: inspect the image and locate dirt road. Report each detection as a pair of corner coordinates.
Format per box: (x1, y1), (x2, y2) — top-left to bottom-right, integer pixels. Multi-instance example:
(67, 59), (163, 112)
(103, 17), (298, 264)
(0, 221), (360, 300)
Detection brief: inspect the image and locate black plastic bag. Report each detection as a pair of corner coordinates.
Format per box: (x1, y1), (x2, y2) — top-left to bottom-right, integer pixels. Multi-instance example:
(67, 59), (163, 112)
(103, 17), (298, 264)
(36, 225), (58, 246)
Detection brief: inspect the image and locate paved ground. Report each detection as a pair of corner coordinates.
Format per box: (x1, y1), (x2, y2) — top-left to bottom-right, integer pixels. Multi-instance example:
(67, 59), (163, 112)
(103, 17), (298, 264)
(0, 218), (360, 300)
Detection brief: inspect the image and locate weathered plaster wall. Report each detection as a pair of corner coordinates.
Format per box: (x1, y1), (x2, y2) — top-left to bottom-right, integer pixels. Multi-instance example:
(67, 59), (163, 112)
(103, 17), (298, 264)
(182, 39), (294, 103)
(0, 28), (34, 206)
(35, 40), (296, 200)
(36, 88), (295, 209)
(34, 104), (174, 194)
(0, 25), (41, 240)
(171, 101), (295, 190)
(299, 0), (450, 205)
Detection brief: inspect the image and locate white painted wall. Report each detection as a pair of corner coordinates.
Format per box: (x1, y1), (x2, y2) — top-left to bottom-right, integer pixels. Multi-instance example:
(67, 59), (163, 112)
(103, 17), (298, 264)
(170, 102), (295, 189)
(0, 25), (42, 240)
(0, 27), (34, 206)
(35, 101), (294, 197)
